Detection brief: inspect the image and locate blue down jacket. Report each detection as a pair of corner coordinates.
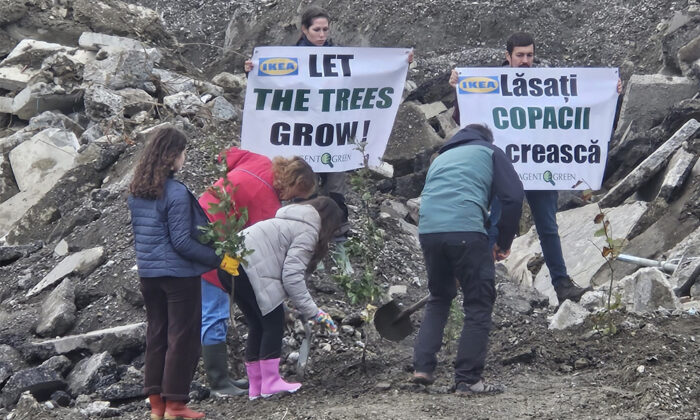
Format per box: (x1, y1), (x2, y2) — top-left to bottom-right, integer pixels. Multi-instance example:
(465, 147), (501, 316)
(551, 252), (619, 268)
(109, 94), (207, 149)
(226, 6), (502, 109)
(128, 177), (221, 278)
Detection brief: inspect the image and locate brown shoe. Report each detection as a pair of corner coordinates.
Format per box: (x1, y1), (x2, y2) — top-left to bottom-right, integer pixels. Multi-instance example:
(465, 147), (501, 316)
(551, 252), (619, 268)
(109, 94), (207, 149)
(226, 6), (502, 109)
(412, 371), (435, 385)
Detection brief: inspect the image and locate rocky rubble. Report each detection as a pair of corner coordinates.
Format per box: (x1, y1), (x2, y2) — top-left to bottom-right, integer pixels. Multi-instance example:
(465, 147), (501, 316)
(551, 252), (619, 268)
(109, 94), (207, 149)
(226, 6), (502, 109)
(0, 0), (698, 418)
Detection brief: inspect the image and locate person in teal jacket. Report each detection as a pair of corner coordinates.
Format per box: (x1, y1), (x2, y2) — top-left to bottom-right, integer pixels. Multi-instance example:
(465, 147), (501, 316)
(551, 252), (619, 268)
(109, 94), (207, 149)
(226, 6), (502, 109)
(413, 124), (523, 396)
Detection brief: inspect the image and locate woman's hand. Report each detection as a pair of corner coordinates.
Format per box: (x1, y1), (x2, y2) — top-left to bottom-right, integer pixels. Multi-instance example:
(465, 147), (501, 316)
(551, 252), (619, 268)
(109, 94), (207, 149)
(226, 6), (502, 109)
(220, 254), (240, 275)
(314, 309), (337, 332)
(244, 59), (254, 73)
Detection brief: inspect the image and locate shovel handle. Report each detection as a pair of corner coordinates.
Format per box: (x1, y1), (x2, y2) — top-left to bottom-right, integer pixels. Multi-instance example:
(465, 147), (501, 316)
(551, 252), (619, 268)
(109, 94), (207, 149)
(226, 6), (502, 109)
(402, 294), (430, 317)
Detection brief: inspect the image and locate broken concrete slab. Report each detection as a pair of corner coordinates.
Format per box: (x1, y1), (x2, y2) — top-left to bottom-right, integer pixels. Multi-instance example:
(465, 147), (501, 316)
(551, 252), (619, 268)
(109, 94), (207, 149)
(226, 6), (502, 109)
(406, 197), (420, 224)
(36, 278), (77, 337)
(211, 71), (246, 95)
(67, 352), (118, 397)
(615, 267), (682, 314)
(418, 101), (447, 120)
(31, 322), (146, 356)
(115, 88), (153, 117)
(8, 128), (79, 192)
(0, 153), (19, 204)
(384, 101), (444, 174)
(82, 46), (156, 91)
(380, 199), (409, 219)
(615, 75), (698, 135)
(154, 68), (197, 95)
(11, 82), (83, 120)
(163, 91), (203, 116)
(0, 39), (73, 68)
(0, 344), (24, 385)
(657, 147), (696, 202)
(26, 247), (104, 297)
(600, 119), (700, 208)
(369, 161), (394, 179)
(78, 32), (148, 53)
(26, 111), (85, 138)
(504, 201), (649, 305)
(83, 85), (123, 121)
(0, 65), (39, 91)
(0, 96), (12, 114)
(548, 300), (589, 330)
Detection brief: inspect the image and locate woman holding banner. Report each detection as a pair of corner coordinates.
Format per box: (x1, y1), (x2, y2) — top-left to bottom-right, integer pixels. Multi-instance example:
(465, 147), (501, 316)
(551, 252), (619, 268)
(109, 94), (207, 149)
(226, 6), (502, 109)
(245, 5), (413, 241)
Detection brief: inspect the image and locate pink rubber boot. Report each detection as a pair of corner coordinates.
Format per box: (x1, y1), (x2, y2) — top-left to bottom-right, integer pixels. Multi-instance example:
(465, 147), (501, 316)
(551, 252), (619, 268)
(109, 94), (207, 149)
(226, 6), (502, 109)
(259, 358), (301, 397)
(245, 361), (262, 400)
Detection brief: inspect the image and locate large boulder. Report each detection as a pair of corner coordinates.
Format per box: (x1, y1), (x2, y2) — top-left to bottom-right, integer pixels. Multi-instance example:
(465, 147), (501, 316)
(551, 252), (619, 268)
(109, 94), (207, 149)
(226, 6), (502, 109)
(615, 267), (682, 313)
(36, 278), (77, 337)
(66, 352), (118, 397)
(1, 367), (66, 407)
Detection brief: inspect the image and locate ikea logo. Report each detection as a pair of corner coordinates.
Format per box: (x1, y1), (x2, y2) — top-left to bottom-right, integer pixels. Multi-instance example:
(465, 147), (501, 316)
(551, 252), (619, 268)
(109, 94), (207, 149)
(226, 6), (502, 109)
(258, 57), (299, 76)
(458, 76), (500, 94)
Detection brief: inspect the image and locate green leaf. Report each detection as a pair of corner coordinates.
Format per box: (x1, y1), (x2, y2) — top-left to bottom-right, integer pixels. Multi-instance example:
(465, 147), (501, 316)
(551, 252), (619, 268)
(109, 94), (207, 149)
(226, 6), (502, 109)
(594, 227), (606, 237)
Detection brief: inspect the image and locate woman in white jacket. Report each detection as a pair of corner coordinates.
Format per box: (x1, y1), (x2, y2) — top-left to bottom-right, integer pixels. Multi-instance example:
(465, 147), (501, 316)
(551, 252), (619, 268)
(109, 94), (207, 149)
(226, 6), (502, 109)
(234, 196), (342, 399)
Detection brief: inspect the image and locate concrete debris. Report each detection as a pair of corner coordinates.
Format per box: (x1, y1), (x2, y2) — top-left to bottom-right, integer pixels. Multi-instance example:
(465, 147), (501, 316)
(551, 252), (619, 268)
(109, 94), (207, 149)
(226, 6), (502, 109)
(26, 247), (105, 297)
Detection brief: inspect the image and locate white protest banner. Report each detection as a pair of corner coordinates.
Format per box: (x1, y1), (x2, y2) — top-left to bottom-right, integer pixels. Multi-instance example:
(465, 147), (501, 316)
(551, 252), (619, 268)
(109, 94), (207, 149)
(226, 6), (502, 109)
(241, 46), (410, 172)
(455, 67), (619, 190)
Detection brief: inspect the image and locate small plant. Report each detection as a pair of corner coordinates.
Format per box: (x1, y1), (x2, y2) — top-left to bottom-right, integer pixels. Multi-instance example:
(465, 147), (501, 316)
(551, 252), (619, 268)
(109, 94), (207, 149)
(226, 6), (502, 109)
(197, 176), (254, 265)
(443, 299), (465, 352)
(575, 181), (628, 335)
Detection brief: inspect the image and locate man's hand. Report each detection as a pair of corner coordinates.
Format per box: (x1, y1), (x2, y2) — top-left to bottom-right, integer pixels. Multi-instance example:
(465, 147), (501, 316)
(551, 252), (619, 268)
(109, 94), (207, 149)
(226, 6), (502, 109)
(617, 78), (622, 94)
(492, 244), (510, 261)
(244, 59), (253, 73)
(449, 69), (458, 88)
(408, 50), (414, 64)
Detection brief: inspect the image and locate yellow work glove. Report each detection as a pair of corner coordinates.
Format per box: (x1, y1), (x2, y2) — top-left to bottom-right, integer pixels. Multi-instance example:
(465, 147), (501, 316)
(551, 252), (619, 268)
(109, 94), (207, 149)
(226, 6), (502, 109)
(220, 255), (240, 276)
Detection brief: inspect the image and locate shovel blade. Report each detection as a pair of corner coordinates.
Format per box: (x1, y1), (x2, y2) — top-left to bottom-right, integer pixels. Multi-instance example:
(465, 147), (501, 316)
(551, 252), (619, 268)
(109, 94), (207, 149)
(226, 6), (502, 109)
(374, 300), (415, 342)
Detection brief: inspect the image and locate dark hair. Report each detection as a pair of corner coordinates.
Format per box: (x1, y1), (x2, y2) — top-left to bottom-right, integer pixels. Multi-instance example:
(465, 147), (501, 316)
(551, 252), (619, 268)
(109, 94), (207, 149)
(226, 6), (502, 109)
(303, 196), (343, 274)
(465, 123), (495, 143)
(506, 32), (535, 54)
(300, 5), (330, 29)
(130, 126), (187, 199)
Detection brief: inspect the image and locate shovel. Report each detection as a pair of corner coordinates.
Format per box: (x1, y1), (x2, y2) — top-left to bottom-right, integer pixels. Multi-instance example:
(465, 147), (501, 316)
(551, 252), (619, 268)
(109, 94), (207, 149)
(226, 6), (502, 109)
(296, 316), (313, 380)
(374, 294), (430, 342)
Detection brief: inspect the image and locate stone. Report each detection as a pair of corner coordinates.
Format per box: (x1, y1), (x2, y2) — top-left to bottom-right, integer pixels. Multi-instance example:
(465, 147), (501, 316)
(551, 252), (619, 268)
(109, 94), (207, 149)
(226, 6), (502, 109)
(418, 101), (447, 120)
(1, 367), (67, 407)
(78, 32), (149, 53)
(0, 39), (72, 68)
(78, 400), (120, 417)
(380, 199), (409, 219)
(504, 201), (648, 306)
(67, 352), (118, 397)
(26, 247), (105, 297)
(656, 147), (696, 201)
(36, 278), (77, 337)
(26, 111), (85, 138)
(206, 96), (237, 121)
(388, 285), (408, 297)
(615, 75), (698, 135)
(600, 119), (700, 208)
(434, 110), (460, 139)
(548, 300), (589, 330)
(406, 197), (421, 223)
(39, 356), (72, 376)
(369, 161), (394, 178)
(83, 46), (156, 90)
(578, 290), (608, 311)
(163, 91), (203, 116)
(0, 344), (24, 385)
(8, 128), (79, 192)
(211, 71), (246, 95)
(153, 68), (197, 95)
(54, 240), (69, 257)
(83, 85), (123, 121)
(497, 281), (548, 314)
(30, 322), (146, 356)
(384, 101), (444, 176)
(0, 153), (19, 204)
(0, 65), (39, 90)
(0, 243), (42, 265)
(11, 82), (84, 120)
(115, 88), (153, 117)
(50, 390), (72, 407)
(692, 283), (700, 297)
(616, 267), (682, 313)
(398, 219), (419, 242)
(98, 366), (143, 401)
(0, 96), (13, 113)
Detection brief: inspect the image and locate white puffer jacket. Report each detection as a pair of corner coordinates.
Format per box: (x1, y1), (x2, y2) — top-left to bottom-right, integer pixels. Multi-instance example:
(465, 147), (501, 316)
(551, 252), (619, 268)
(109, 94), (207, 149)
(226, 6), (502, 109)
(241, 204), (320, 318)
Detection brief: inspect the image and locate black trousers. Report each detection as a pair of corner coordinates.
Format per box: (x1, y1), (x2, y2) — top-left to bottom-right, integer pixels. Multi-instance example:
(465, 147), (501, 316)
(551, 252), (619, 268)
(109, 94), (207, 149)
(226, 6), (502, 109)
(413, 232), (496, 385)
(233, 268), (284, 361)
(140, 276), (201, 400)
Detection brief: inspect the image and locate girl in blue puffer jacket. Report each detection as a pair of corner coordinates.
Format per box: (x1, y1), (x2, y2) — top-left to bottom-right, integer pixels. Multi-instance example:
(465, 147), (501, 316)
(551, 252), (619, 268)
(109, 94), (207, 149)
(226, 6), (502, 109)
(128, 126), (221, 420)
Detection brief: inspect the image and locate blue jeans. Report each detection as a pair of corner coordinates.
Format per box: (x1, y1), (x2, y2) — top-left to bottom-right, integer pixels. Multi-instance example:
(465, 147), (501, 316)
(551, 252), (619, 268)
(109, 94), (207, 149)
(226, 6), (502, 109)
(488, 190), (569, 286)
(201, 279), (230, 345)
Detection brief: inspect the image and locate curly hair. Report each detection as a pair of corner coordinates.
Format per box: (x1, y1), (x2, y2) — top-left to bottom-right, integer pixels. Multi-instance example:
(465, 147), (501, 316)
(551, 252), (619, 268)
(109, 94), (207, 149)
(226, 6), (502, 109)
(130, 126), (187, 199)
(272, 156), (317, 200)
(303, 196), (343, 274)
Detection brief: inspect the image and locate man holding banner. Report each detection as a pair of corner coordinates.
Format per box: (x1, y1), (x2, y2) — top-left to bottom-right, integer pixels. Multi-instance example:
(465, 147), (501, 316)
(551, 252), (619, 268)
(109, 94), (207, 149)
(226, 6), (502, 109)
(450, 32), (622, 304)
